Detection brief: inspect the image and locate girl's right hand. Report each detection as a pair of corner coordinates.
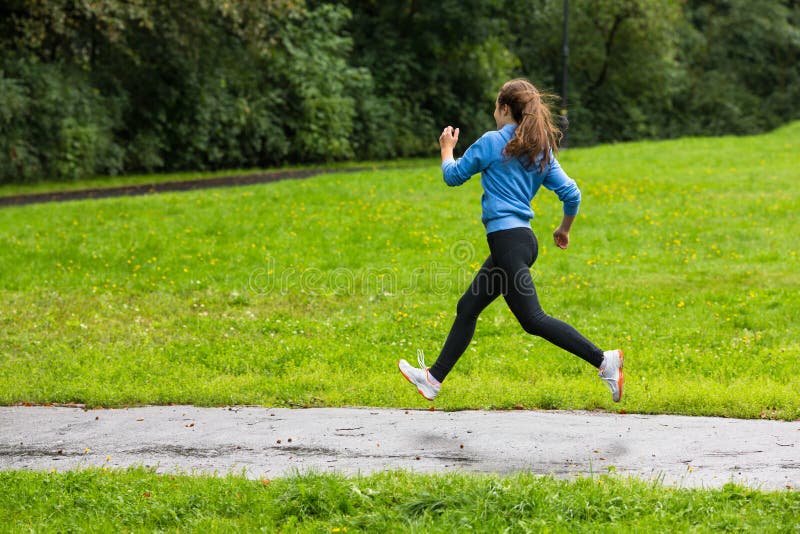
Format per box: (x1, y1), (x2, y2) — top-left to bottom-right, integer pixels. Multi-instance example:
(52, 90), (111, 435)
(439, 126), (460, 150)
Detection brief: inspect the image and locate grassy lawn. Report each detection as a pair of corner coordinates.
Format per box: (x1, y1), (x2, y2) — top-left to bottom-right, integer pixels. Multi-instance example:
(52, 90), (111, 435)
(1, 468), (797, 532)
(0, 122), (798, 418)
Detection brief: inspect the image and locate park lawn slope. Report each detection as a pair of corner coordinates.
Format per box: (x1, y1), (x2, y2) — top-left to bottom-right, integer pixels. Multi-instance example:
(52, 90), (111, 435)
(0, 122), (798, 417)
(1, 468), (798, 532)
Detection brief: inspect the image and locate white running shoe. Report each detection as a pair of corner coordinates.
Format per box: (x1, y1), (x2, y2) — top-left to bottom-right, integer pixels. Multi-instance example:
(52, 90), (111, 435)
(599, 349), (624, 402)
(398, 350), (441, 401)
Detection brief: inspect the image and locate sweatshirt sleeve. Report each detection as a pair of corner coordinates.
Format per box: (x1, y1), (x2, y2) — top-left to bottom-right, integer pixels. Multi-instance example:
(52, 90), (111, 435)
(442, 133), (493, 187)
(542, 156), (581, 216)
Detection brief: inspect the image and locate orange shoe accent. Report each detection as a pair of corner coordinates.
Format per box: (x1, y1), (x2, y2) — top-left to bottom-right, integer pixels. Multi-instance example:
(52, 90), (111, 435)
(398, 360), (414, 384)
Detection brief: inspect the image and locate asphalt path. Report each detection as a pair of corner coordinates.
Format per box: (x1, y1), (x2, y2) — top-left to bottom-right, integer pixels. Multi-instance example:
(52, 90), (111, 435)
(1, 406), (797, 490)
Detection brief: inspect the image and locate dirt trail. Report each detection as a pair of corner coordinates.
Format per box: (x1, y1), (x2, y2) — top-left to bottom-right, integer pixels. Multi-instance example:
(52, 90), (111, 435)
(0, 166), (370, 207)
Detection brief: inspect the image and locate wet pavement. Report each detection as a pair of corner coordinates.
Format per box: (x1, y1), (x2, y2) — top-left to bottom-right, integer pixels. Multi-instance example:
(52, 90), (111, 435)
(0, 406), (797, 490)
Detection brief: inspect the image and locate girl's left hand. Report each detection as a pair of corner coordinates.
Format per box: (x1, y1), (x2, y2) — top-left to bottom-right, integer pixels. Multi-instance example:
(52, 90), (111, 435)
(439, 126), (460, 150)
(553, 227), (570, 249)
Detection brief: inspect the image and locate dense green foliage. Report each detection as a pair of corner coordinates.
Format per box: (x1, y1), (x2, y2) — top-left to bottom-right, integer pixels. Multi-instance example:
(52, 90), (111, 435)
(2, 1), (798, 182)
(1, 125), (798, 417)
(1, 1), (368, 182)
(336, 0), (800, 146)
(1, 468), (798, 531)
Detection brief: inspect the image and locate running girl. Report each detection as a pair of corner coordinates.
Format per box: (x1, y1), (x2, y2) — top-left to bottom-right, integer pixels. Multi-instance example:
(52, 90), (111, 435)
(398, 79), (624, 403)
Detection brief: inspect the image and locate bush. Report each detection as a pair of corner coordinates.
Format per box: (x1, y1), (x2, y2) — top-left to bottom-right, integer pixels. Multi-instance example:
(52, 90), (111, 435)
(0, 59), (123, 183)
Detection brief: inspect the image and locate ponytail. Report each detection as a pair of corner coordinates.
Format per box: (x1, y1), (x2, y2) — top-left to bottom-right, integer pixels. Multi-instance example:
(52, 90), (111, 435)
(498, 79), (562, 173)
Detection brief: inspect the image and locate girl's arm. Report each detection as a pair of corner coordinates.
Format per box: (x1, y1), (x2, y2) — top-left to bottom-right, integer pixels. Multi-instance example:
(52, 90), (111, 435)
(543, 156), (581, 250)
(542, 157), (581, 215)
(439, 126), (490, 187)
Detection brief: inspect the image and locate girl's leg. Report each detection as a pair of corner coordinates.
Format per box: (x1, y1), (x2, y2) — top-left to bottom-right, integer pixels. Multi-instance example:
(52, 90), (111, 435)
(428, 254), (503, 382)
(490, 227), (604, 368)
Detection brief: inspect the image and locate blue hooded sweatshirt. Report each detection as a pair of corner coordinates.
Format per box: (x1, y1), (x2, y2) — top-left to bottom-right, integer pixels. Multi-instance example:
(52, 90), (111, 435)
(442, 124), (581, 234)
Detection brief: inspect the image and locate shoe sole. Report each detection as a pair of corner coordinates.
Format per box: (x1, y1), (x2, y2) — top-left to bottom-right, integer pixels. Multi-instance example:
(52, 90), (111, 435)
(397, 360), (435, 401)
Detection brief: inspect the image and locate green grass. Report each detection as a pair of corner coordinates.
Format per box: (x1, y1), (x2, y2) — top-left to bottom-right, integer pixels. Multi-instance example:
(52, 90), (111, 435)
(0, 158), (432, 197)
(1, 122), (798, 418)
(1, 468), (798, 532)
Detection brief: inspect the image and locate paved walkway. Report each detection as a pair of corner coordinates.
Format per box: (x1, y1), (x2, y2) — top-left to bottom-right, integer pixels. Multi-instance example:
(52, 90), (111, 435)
(1, 406), (797, 490)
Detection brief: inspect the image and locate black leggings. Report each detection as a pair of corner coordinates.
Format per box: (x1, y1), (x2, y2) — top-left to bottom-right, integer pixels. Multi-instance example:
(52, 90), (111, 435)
(429, 227), (605, 382)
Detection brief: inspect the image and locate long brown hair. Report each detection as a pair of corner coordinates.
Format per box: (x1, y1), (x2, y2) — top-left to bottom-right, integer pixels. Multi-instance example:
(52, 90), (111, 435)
(497, 79), (562, 172)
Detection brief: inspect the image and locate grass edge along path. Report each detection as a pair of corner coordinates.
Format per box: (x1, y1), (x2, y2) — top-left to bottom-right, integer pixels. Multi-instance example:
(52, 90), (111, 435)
(0, 159), (433, 200)
(1, 468), (798, 532)
(0, 167), (364, 207)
